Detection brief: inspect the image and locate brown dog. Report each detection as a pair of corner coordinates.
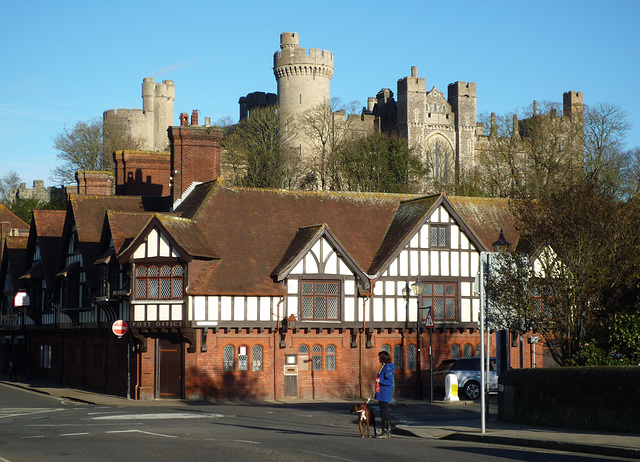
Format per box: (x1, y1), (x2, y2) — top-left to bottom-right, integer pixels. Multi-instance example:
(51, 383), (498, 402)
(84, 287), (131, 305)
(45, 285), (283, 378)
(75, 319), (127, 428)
(350, 403), (377, 438)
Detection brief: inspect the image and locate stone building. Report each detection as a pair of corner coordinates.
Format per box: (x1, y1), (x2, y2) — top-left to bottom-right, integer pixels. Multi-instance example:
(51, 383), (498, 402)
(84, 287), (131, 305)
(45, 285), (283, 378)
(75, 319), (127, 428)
(103, 78), (175, 152)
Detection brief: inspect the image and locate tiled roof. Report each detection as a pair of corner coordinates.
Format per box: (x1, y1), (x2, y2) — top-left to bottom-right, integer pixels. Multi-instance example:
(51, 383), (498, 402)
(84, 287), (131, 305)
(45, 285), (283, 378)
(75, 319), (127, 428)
(29, 210), (66, 289)
(105, 211), (156, 254)
(181, 185), (412, 295)
(0, 204), (28, 230)
(448, 196), (520, 252)
(368, 195), (441, 274)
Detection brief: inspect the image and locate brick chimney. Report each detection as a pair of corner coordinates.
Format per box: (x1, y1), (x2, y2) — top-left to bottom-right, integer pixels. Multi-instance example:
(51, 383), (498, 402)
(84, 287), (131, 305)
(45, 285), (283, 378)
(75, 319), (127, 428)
(113, 150), (171, 196)
(75, 171), (115, 195)
(168, 114), (223, 204)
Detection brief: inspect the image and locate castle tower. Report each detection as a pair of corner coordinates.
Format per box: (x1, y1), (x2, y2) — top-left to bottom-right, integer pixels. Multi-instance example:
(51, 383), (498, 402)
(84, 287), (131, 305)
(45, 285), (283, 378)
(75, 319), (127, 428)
(103, 78), (175, 152)
(273, 32), (334, 157)
(448, 81), (478, 182)
(563, 91), (584, 122)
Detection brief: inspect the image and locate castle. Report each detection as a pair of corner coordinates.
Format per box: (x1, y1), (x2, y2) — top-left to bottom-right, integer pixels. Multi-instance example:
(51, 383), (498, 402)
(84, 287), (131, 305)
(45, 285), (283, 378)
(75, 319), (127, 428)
(112, 32), (583, 190)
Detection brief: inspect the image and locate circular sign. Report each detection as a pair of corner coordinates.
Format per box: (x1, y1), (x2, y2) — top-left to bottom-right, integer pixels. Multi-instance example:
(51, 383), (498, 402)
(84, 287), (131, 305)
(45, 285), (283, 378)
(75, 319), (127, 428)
(112, 320), (128, 337)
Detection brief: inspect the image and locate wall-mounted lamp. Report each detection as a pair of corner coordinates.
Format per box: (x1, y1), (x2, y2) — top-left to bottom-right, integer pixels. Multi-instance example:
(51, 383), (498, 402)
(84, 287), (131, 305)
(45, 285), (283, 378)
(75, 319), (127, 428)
(492, 229), (511, 253)
(279, 314), (297, 348)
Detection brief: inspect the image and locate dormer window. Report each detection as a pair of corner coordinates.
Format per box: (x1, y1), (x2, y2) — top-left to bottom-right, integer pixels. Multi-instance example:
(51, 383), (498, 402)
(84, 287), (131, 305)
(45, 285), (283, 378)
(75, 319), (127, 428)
(135, 264), (184, 300)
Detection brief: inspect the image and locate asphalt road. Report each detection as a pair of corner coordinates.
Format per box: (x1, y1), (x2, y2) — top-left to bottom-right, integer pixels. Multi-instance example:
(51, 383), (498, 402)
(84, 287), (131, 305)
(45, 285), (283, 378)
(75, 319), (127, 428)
(0, 384), (632, 462)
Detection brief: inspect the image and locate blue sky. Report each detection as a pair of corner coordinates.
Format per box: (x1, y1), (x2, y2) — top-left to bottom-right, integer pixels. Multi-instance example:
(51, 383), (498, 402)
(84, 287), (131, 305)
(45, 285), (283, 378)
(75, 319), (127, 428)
(2, 0), (639, 187)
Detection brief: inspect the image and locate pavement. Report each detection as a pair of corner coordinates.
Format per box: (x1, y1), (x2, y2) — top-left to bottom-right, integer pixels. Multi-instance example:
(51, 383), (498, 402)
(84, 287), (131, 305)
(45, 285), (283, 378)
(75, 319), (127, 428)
(2, 377), (640, 460)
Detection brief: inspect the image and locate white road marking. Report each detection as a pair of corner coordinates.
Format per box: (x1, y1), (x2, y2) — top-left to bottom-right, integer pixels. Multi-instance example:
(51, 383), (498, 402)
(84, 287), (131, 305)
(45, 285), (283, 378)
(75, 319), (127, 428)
(0, 408), (65, 419)
(60, 432), (89, 436)
(229, 440), (260, 444)
(92, 412), (224, 420)
(107, 429), (176, 438)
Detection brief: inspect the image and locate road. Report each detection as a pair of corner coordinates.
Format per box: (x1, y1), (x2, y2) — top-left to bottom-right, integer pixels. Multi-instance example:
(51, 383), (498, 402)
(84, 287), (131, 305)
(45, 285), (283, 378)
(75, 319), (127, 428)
(0, 384), (631, 461)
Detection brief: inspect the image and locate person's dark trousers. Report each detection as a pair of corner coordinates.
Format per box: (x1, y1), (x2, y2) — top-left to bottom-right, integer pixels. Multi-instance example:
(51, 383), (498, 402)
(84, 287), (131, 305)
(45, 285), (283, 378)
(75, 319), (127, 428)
(379, 401), (391, 437)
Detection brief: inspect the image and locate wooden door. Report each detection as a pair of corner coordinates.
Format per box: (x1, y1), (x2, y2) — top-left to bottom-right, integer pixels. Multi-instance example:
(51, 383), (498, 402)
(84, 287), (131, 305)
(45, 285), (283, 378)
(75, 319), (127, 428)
(158, 338), (182, 399)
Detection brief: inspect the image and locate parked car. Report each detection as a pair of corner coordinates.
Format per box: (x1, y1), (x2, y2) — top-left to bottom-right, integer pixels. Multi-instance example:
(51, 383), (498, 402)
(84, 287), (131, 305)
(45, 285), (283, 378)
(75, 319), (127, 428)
(433, 357), (498, 400)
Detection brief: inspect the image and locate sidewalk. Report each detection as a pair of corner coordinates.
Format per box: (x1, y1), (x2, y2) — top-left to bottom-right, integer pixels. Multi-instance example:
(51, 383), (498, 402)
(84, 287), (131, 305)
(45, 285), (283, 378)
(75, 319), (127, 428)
(3, 378), (640, 460)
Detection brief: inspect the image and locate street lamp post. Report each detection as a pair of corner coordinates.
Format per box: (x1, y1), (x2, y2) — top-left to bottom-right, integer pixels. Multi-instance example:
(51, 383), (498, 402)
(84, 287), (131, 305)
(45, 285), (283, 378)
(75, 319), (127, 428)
(411, 277), (425, 400)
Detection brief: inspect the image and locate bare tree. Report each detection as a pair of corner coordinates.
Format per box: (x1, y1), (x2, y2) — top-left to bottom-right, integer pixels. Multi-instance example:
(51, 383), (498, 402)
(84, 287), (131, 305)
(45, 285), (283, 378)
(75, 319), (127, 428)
(51, 117), (141, 185)
(0, 171), (21, 204)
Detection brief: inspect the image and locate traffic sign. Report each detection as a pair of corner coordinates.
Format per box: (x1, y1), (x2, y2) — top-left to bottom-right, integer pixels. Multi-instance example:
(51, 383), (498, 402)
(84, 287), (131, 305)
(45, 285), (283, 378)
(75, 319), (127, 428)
(14, 291), (30, 307)
(424, 308), (434, 328)
(112, 320), (128, 338)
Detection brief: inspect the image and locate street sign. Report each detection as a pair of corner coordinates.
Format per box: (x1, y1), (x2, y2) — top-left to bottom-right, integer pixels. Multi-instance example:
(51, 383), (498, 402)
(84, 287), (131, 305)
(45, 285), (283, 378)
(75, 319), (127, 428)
(424, 308), (434, 328)
(14, 291), (30, 307)
(112, 320), (128, 338)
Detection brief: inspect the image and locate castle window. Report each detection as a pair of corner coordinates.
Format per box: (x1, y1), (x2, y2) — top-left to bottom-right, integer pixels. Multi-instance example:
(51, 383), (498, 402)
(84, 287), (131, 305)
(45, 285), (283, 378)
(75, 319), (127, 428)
(451, 344), (460, 358)
(433, 103), (438, 112)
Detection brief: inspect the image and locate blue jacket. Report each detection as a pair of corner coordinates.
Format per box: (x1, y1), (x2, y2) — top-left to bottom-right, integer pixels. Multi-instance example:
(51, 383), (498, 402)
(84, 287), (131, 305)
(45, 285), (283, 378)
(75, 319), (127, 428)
(375, 362), (395, 402)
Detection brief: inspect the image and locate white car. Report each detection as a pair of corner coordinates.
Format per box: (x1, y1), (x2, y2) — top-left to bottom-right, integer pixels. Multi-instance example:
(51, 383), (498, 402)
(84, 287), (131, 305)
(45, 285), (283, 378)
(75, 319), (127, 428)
(433, 357), (498, 399)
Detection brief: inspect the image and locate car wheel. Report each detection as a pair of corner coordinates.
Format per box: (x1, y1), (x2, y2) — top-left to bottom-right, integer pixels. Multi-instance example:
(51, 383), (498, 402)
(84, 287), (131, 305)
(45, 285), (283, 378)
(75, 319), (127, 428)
(463, 381), (480, 400)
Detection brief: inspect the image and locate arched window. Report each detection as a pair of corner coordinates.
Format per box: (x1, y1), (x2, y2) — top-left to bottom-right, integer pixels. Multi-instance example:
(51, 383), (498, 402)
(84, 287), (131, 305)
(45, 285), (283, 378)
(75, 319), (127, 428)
(223, 345), (234, 372)
(463, 344), (473, 357)
(381, 344), (391, 354)
(298, 345), (309, 371)
(325, 345), (336, 370)
(252, 345), (263, 371)
(476, 344), (481, 357)
(312, 345), (322, 371)
(238, 345), (249, 371)
(451, 344), (460, 359)
(406, 345), (417, 370)
(393, 345), (403, 370)
(433, 103), (438, 112)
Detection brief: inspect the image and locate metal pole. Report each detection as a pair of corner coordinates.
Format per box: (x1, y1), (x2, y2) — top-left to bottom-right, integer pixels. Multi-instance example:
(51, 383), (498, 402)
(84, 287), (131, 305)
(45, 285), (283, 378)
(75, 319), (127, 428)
(429, 326), (433, 404)
(479, 253), (486, 434)
(416, 296), (422, 401)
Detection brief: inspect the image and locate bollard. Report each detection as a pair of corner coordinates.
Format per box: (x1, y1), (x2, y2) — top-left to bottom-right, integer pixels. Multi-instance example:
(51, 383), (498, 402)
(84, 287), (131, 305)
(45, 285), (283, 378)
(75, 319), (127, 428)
(444, 373), (459, 402)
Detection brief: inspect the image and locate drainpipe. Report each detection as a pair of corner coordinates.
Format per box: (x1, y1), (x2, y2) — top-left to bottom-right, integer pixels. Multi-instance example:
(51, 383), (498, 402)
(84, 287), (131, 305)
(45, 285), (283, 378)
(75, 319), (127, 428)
(359, 282), (373, 398)
(274, 295), (286, 401)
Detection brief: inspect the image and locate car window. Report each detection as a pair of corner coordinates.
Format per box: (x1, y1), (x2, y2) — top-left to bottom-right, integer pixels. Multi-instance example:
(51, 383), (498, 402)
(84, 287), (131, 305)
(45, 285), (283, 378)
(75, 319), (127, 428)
(435, 361), (455, 372)
(453, 358), (479, 371)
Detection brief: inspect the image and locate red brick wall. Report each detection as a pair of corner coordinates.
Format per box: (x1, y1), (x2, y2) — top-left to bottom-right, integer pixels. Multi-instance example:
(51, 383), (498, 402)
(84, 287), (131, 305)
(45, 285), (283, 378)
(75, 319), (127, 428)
(76, 171), (115, 196)
(168, 125), (222, 204)
(113, 150), (171, 197)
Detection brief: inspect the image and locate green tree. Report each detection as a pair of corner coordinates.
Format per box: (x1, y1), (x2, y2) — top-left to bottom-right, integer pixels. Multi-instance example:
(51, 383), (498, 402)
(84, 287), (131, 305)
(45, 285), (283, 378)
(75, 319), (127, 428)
(491, 180), (640, 365)
(52, 117), (141, 185)
(336, 133), (427, 193)
(221, 105), (300, 189)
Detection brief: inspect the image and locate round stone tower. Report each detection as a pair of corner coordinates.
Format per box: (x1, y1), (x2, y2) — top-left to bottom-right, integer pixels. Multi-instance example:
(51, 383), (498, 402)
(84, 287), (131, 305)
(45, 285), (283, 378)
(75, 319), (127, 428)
(273, 32), (334, 154)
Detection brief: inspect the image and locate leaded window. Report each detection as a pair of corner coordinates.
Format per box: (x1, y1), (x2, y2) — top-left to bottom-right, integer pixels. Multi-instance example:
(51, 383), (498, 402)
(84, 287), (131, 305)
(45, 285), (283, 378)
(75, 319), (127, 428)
(301, 280), (340, 320)
(451, 344), (460, 358)
(325, 345), (336, 371)
(238, 346), (248, 371)
(312, 345), (322, 371)
(252, 345), (263, 371)
(135, 264), (184, 300)
(381, 344), (390, 354)
(430, 225), (448, 248)
(422, 283), (456, 321)
(393, 344), (403, 370)
(298, 345), (309, 371)
(223, 345), (234, 372)
(406, 345), (417, 370)
(463, 344), (473, 357)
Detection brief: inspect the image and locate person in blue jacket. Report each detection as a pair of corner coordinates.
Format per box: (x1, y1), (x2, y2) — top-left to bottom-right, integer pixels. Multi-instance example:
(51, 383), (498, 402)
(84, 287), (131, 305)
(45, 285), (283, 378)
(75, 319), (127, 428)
(375, 350), (395, 438)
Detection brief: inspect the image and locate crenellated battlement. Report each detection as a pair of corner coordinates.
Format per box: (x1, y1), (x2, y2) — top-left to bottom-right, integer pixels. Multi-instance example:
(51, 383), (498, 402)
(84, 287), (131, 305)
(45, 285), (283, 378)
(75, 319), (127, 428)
(103, 77), (175, 152)
(274, 47), (334, 69)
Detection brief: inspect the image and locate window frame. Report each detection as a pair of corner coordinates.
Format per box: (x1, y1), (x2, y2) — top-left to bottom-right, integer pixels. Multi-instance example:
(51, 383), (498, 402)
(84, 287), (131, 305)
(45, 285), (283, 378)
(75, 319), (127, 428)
(429, 224), (449, 248)
(422, 282), (457, 321)
(300, 279), (341, 321)
(134, 263), (184, 300)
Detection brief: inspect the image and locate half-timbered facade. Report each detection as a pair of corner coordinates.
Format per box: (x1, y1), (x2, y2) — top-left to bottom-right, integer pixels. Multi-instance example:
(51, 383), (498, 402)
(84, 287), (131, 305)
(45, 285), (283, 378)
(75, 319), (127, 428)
(0, 120), (546, 400)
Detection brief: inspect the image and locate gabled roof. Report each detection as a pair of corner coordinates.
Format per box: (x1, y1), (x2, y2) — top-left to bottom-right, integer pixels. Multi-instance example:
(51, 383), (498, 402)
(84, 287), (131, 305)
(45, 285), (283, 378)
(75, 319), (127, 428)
(368, 195), (441, 274)
(117, 214), (218, 262)
(104, 210), (156, 255)
(1, 236), (28, 293)
(0, 204), (28, 231)
(448, 196), (520, 252)
(62, 194), (162, 283)
(173, 184), (411, 296)
(271, 224), (369, 287)
(22, 210), (66, 289)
